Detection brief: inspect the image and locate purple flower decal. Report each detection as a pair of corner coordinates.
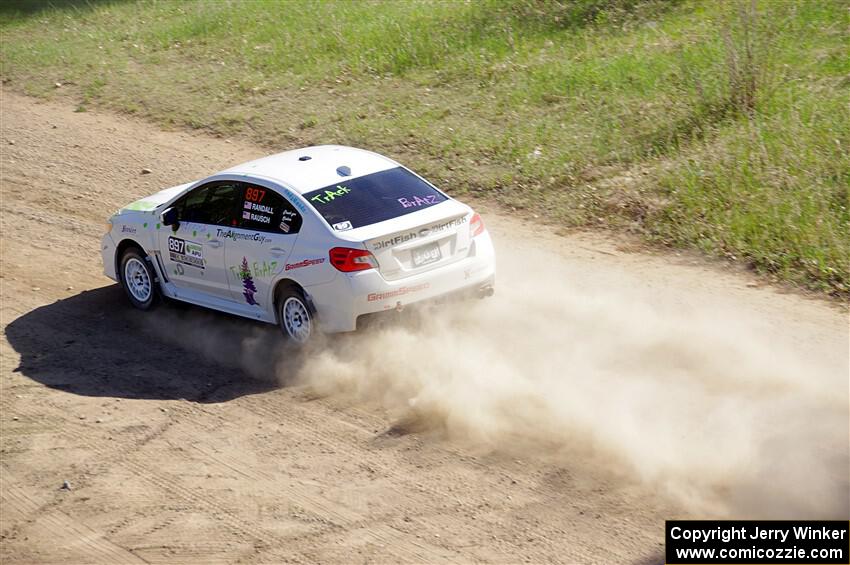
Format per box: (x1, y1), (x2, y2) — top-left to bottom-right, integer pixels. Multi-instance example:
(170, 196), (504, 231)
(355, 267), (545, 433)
(240, 257), (259, 306)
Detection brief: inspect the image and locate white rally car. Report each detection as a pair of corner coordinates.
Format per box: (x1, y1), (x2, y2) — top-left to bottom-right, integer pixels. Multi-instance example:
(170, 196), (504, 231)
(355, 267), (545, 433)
(102, 145), (495, 343)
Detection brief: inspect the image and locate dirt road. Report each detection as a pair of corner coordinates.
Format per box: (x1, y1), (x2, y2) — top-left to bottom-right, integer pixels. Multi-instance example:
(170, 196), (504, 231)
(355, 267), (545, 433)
(1, 90), (847, 564)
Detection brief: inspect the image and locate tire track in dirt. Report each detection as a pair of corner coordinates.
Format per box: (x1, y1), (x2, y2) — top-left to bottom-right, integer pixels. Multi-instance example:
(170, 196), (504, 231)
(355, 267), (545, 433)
(7, 393), (458, 563)
(179, 389), (641, 563)
(5, 404), (288, 559)
(152, 398), (495, 562)
(2, 482), (148, 563)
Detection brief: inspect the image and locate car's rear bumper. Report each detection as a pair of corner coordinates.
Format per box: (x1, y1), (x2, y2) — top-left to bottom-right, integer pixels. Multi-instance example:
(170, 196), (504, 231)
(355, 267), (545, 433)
(306, 232), (496, 333)
(354, 273), (495, 331)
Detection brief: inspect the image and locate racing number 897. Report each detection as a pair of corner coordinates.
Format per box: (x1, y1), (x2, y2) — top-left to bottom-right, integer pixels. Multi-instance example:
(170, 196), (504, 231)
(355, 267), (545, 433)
(245, 187), (266, 202)
(168, 236), (185, 254)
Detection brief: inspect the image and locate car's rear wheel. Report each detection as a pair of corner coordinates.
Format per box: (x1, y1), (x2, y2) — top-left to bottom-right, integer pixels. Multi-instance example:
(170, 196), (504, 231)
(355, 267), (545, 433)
(277, 288), (313, 345)
(120, 248), (158, 310)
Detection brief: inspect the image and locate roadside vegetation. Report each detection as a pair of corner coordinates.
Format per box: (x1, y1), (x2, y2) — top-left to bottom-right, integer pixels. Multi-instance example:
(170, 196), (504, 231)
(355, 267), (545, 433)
(2, 0), (847, 295)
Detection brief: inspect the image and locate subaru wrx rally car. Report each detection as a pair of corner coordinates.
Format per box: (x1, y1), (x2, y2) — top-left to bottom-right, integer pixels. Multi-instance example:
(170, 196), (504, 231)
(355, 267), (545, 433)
(102, 145), (496, 343)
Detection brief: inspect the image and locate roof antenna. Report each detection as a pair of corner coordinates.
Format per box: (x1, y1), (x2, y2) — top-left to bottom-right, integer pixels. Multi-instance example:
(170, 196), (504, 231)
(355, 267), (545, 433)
(298, 155), (311, 161)
(336, 166), (351, 177)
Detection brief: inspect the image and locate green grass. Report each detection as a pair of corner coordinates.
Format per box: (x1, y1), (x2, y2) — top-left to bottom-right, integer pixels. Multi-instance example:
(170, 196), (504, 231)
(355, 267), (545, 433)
(2, 0), (847, 295)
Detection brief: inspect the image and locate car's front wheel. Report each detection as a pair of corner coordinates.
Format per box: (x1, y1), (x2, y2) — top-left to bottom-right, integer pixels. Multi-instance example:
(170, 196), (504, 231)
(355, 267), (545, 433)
(120, 248), (158, 310)
(277, 288), (314, 345)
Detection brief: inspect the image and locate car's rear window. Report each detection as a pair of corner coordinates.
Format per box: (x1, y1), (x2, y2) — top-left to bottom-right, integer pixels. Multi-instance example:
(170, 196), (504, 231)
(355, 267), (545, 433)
(302, 167), (447, 231)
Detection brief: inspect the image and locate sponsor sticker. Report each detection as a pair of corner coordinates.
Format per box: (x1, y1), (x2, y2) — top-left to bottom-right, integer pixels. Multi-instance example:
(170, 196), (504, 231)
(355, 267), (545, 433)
(310, 185), (351, 205)
(371, 217), (467, 250)
(367, 283), (430, 302)
(230, 259), (278, 280)
(215, 228), (272, 244)
(244, 212), (271, 224)
(285, 258), (326, 271)
(245, 201), (274, 214)
(333, 220), (353, 231)
(280, 209), (298, 233)
(397, 195), (439, 209)
(168, 236), (204, 269)
(283, 188), (307, 213)
(121, 225), (137, 234)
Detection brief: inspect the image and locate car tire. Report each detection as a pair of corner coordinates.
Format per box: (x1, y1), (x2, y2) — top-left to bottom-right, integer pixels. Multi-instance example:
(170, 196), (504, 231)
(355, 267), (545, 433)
(277, 287), (314, 345)
(120, 248), (159, 310)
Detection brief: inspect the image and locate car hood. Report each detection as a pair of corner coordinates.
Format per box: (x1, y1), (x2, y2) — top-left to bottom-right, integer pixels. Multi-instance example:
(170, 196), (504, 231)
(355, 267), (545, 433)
(117, 182), (193, 215)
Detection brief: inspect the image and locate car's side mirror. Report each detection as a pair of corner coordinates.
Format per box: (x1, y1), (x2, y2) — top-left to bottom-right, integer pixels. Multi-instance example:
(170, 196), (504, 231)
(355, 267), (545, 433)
(162, 207), (180, 231)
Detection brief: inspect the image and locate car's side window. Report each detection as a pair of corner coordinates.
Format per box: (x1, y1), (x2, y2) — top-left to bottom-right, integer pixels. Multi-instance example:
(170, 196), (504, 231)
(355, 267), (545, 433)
(238, 183), (303, 235)
(175, 182), (240, 226)
(178, 185), (212, 223)
(204, 183), (240, 226)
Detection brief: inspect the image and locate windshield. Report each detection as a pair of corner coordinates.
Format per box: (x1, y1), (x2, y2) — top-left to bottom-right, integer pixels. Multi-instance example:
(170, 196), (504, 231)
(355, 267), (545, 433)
(302, 167), (448, 231)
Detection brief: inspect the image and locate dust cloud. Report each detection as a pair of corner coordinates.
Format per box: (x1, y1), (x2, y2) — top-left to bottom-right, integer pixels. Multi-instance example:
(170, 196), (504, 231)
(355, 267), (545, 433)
(144, 245), (849, 519)
(289, 246), (849, 519)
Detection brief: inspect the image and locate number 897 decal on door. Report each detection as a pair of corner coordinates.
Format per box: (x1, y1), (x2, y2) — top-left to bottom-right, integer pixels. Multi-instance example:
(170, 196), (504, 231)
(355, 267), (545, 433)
(102, 145), (495, 345)
(167, 236), (205, 269)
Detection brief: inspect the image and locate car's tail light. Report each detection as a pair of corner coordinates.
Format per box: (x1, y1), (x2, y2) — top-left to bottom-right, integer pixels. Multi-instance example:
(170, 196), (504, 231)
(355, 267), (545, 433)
(329, 247), (378, 272)
(470, 212), (485, 237)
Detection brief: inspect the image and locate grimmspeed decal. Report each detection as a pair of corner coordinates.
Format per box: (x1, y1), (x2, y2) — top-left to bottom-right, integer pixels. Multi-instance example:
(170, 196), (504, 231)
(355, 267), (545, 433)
(285, 258), (326, 271)
(367, 283), (430, 302)
(371, 216), (468, 250)
(168, 236), (204, 269)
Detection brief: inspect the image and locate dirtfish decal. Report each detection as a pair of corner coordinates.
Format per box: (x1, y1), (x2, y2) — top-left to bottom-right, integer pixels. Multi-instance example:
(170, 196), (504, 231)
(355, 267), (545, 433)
(371, 217), (467, 250)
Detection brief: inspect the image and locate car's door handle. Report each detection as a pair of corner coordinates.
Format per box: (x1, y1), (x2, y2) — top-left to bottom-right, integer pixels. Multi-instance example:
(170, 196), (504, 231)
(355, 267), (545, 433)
(269, 247), (287, 257)
(207, 239), (223, 249)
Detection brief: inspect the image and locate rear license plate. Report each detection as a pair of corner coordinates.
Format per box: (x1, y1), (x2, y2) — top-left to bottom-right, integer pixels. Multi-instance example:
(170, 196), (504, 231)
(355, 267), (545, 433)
(412, 242), (441, 267)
